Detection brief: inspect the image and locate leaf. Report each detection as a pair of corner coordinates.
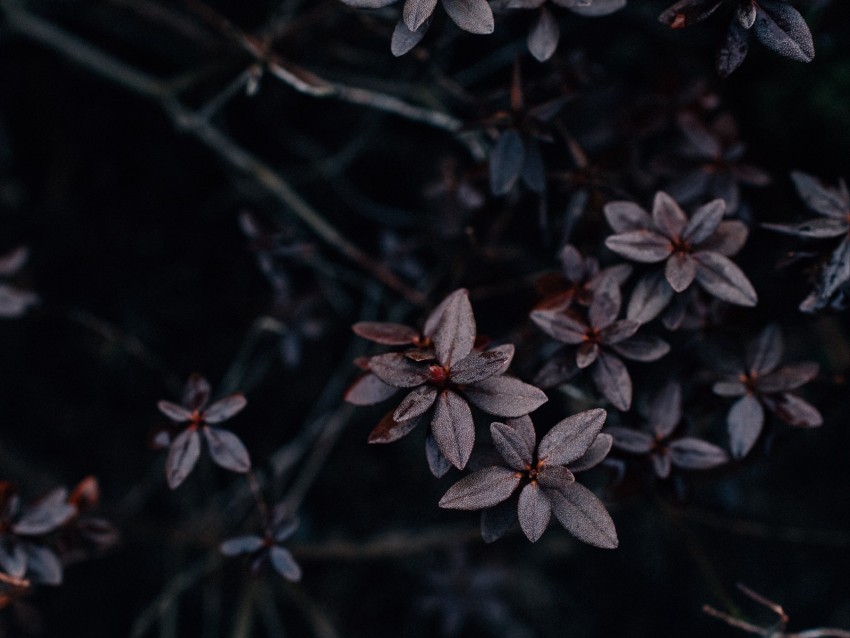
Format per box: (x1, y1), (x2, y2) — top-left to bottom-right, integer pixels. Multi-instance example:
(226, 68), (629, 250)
(576, 342), (599, 369)
(391, 18), (429, 56)
(0, 541), (26, 578)
(756, 362), (819, 393)
(599, 320), (640, 346)
(425, 433), (452, 477)
(603, 201), (652, 232)
(24, 545), (63, 586)
(13, 497), (76, 536)
(752, 0), (814, 63)
(652, 450), (672, 479)
(431, 289), (476, 368)
(649, 381), (681, 439)
(684, 199), (726, 244)
(736, 0), (757, 29)
(443, 0), (494, 34)
(677, 112), (721, 159)
(605, 230), (673, 263)
(182, 374), (211, 411)
(569, 433), (613, 472)
(588, 279), (622, 329)
(790, 171), (849, 219)
(431, 390), (475, 469)
(463, 375), (548, 417)
(610, 335), (670, 362)
(658, 0), (724, 28)
(403, 0), (438, 31)
(762, 218), (848, 239)
(203, 428), (251, 473)
(766, 393), (822, 428)
(717, 17), (750, 77)
(368, 410), (422, 444)
(566, 0), (626, 17)
(491, 417), (536, 471)
(606, 426), (653, 454)
(652, 191), (688, 240)
(345, 373), (399, 406)
(530, 308), (588, 344)
(166, 428), (201, 489)
(668, 438), (729, 470)
(548, 482), (618, 549)
(269, 546), (302, 582)
(204, 394), (247, 423)
(158, 401), (192, 422)
(220, 535), (265, 556)
(489, 129), (525, 195)
(352, 321), (419, 345)
(339, 0), (398, 6)
(713, 379), (747, 397)
(665, 253), (698, 292)
(699, 220), (749, 256)
(694, 251), (757, 306)
(393, 384), (439, 422)
(451, 350), (511, 385)
(534, 353), (580, 388)
(626, 271), (674, 323)
(727, 394), (764, 459)
(746, 324), (783, 375)
(368, 353), (430, 388)
(528, 6), (559, 61)
(538, 408), (607, 466)
(819, 235), (850, 299)
(481, 497), (517, 543)
(439, 467), (522, 510)
(591, 351), (632, 411)
(0, 246), (28, 276)
(518, 483), (552, 542)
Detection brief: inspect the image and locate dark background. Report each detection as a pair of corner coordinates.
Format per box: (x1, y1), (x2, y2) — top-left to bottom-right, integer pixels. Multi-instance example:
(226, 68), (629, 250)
(1, 1), (849, 636)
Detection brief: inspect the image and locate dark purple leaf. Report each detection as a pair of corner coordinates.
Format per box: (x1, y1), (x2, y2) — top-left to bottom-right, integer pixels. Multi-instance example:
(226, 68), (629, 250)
(762, 218), (848, 239)
(345, 373), (399, 406)
(490, 417), (536, 471)
(746, 324), (783, 375)
(443, 0), (494, 33)
(518, 483), (551, 542)
(0, 246), (28, 276)
(166, 428), (201, 489)
(659, 0), (724, 28)
(569, 433), (613, 472)
(605, 230), (672, 263)
(588, 280), (622, 329)
(665, 252), (698, 293)
(604, 201), (652, 233)
(626, 271), (674, 323)
(538, 408), (607, 466)
(203, 427), (251, 473)
(220, 535), (265, 556)
(591, 351), (632, 411)
(606, 426), (654, 454)
(204, 394), (247, 423)
(425, 433), (452, 477)
(157, 401), (192, 422)
(339, 0), (398, 6)
(652, 450), (672, 478)
(766, 393), (823, 428)
(678, 112), (721, 158)
(548, 482), (618, 548)
(269, 546), (302, 582)
(13, 494), (75, 536)
(368, 411), (422, 444)
(713, 379), (747, 397)
(684, 199), (726, 244)
(649, 381), (682, 439)
(431, 390), (475, 469)
(599, 320), (640, 346)
(728, 394), (764, 459)
(790, 171), (849, 219)
(183, 374), (211, 411)
(439, 467), (522, 510)
(819, 235), (850, 299)
(736, 0), (757, 28)
(752, 0), (814, 63)
(431, 289), (476, 368)
(24, 545), (62, 586)
(403, 0), (438, 31)
(451, 350), (510, 385)
(528, 6), (559, 61)
(700, 220), (749, 257)
(534, 353), (580, 388)
(352, 321), (419, 345)
(394, 384), (439, 421)
(488, 343), (515, 375)
(669, 438), (729, 470)
(463, 375), (548, 418)
(610, 335), (670, 362)
(530, 308), (588, 344)
(391, 18), (429, 56)
(368, 352), (429, 388)
(756, 362), (818, 393)
(0, 541), (26, 578)
(567, 0), (626, 16)
(576, 342), (599, 369)
(652, 191), (688, 239)
(536, 464), (575, 490)
(481, 498), (517, 543)
(717, 19), (750, 77)
(490, 129), (525, 195)
(694, 251), (758, 306)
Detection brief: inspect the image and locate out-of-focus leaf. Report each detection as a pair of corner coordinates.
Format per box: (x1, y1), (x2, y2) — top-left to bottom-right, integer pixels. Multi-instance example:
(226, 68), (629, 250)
(220, 535), (265, 556)
(24, 545), (62, 586)
(345, 373), (398, 405)
(166, 428), (201, 489)
(649, 381), (681, 439)
(481, 497), (517, 543)
(684, 199), (725, 244)
(666, 253), (698, 292)
(652, 191), (688, 239)
(530, 308), (587, 344)
(790, 171), (849, 219)
(528, 6), (559, 61)
(610, 335), (670, 362)
(607, 426), (653, 454)
(204, 428), (251, 473)
(626, 271), (674, 323)
(269, 546), (302, 582)
(605, 230), (672, 263)
(489, 129), (525, 195)
(352, 321), (419, 345)
(425, 433), (452, 477)
(591, 351), (631, 410)
(204, 394), (247, 423)
(659, 0), (724, 28)
(576, 342), (599, 369)
(746, 324), (783, 375)
(767, 393), (823, 428)
(717, 20), (750, 77)
(728, 394), (764, 459)
(669, 438), (729, 470)
(756, 362), (818, 393)
(699, 220), (749, 256)
(604, 201), (652, 232)
(157, 401), (192, 422)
